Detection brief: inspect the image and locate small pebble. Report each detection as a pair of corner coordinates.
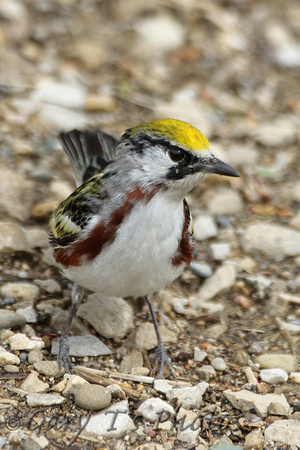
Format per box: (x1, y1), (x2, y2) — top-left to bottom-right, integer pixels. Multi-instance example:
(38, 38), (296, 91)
(211, 357), (227, 371)
(0, 346), (20, 366)
(0, 283), (40, 302)
(196, 365), (216, 381)
(137, 398), (175, 422)
(290, 372), (300, 383)
(26, 393), (65, 407)
(210, 243), (231, 261)
(21, 372), (49, 393)
(16, 305), (37, 323)
(260, 368), (288, 384)
(8, 333), (44, 351)
(0, 310), (26, 330)
(75, 384), (112, 411)
(194, 347), (208, 362)
(4, 364), (19, 373)
(34, 360), (61, 377)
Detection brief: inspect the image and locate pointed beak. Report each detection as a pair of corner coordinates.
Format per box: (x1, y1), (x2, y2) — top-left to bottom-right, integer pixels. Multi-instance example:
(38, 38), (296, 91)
(203, 157), (241, 178)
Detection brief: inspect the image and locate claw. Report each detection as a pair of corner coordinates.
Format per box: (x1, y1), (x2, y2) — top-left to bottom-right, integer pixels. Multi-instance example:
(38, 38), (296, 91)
(151, 341), (176, 379)
(58, 335), (73, 374)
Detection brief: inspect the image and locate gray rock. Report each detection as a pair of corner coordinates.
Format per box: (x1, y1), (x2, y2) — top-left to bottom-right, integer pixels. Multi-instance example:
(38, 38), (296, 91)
(197, 262), (237, 301)
(77, 293), (134, 339)
(0, 222), (31, 255)
(196, 365), (216, 381)
(26, 393), (65, 407)
(166, 382), (209, 410)
(35, 279), (61, 294)
(16, 305), (37, 323)
(75, 384), (112, 411)
(224, 390), (290, 418)
(211, 357), (227, 371)
(255, 354), (298, 374)
(206, 189), (244, 216)
(120, 348), (143, 374)
(135, 322), (177, 351)
(28, 349), (43, 364)
(34, 360), (61, 378)
(1, 283), (40, 302)
(260, 368), (288, 384)
(241, 223), (300, 260)
(0, 346), (20, 366)
(265, 420), (300, 446)
(51, 335), (111, 357)
(193, 215), (218, 241)
(4, 364), (19, 373)
(0, 310), (26, 330)
(137, 398), (175, 422)
(81, 399), (134, 438)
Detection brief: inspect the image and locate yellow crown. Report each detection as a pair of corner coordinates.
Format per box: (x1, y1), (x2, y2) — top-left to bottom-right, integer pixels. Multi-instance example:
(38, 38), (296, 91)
(130, 118), (210, 152)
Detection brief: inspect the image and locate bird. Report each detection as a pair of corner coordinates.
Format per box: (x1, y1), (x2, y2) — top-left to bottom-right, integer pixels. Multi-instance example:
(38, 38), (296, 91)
(49, 118), (240, 378)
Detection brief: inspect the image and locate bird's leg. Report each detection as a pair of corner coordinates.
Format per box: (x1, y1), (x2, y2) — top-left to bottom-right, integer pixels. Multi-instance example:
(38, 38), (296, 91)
(145, 296), (176, 379)
(58, 283), (85, 373)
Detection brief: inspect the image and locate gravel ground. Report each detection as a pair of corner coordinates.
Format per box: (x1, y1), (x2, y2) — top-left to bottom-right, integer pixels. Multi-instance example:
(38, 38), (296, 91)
(1, 0), (300, 448)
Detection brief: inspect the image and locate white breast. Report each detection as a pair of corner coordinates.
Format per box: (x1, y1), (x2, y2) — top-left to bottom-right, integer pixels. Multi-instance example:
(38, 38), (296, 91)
(62, 193), (186, 297)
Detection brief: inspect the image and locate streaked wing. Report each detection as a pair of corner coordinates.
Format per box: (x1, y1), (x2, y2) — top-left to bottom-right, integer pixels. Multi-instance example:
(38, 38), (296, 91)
(49, 174), (105, 247)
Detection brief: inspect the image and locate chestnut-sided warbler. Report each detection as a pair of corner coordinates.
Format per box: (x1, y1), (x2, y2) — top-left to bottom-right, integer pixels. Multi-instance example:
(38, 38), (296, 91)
(49, 118), (240, 378)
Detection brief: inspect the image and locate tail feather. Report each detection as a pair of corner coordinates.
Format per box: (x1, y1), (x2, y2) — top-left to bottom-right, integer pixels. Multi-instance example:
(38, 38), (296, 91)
(58, 129), (119, 186)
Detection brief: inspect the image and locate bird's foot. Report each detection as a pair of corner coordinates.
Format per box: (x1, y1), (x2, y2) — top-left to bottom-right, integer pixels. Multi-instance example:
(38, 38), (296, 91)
(58, 335), (73, 374)
(151, 342), (176, 379)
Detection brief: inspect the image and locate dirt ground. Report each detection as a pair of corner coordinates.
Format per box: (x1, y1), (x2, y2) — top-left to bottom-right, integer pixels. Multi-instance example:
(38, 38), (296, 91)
(0, 0), (300, 449)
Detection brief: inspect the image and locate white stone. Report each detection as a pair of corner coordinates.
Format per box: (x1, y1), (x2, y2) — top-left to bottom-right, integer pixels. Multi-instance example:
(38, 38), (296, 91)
(21, 372), (49, 393)
(241, 223), (300, 260)
(197, 262), (237, 301)
(224, 390), (290, 418)
(81, 400), (134, 438)
(265, 420), (300, 446)
(210, 243), (231, 261)
(62, 374), (89, 397)
(206, 189), (244, 216)
(211, 357), (227, 371)
(193, 215), (218, 241)
(176, 408), (201, 443)
(137, 398), (175, 423)
(135, 14), (185, 52)
(1, 283), (40, 302)
(8, 333), (44, 351)
(166, 382), (209, 410)
(260, 368), (288, 384)
(26, 393), (65, 407)
(194, 347), (207, 362)
(290, 372), (300, 383)
(252, 116), (297, 146)
(0, 346), (20, 366)
(32, 80), (86, 109)
(0, 222), (31, 254)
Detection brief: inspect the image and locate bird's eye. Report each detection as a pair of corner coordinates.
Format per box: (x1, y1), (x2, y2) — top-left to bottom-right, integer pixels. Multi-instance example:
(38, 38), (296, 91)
(168, 148), (185, 163)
